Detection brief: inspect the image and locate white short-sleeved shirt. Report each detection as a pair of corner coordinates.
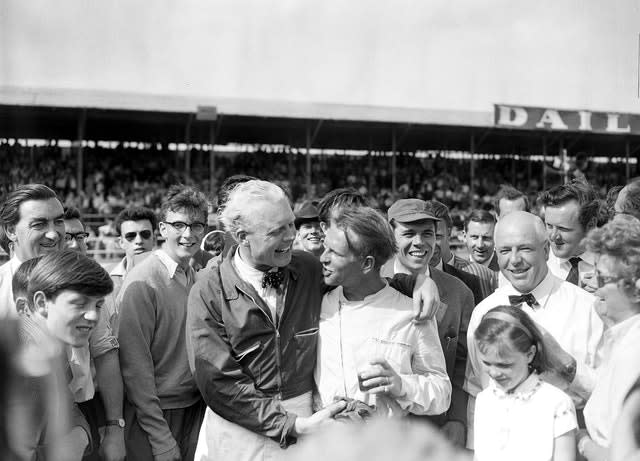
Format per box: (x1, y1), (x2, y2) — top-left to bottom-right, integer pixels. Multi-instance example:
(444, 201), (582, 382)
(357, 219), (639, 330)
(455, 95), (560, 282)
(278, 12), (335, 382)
(474, 373), (577, 461)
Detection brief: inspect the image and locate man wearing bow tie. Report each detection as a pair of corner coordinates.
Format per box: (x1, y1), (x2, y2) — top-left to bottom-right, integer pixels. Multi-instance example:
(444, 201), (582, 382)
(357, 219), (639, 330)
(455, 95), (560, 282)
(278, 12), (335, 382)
(463, 211), (604, 449)
(186, 180), (440, 461)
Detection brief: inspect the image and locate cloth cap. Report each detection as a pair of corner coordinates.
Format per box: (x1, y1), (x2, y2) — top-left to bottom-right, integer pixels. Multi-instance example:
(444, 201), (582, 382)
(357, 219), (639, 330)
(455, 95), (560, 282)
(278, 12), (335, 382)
(387, 199), (439, 224)
(295, 201), (320, 227)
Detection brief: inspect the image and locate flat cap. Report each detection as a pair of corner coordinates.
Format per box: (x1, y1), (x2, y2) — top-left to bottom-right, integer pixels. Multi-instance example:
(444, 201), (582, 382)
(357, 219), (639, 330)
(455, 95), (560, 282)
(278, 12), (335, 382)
(387, 199), (439, 223)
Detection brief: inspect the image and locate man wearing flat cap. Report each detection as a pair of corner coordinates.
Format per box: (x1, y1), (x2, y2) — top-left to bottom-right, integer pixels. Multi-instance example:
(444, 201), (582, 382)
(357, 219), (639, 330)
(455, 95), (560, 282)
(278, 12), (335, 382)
(380, 198), (475, 447)
(294, 201), (324, 258)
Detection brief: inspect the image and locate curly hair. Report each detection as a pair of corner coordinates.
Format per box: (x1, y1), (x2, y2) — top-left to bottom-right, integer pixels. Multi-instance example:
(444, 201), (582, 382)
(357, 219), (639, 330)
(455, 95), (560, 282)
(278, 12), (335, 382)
(584, 214), (640, 289)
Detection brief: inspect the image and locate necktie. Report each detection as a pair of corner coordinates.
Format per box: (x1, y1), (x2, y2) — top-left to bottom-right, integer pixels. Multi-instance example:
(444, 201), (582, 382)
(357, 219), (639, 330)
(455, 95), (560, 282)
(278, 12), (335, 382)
(566, 257), (581, 286)
(508, 293), (538, 308)
(262, 269), (284, 289)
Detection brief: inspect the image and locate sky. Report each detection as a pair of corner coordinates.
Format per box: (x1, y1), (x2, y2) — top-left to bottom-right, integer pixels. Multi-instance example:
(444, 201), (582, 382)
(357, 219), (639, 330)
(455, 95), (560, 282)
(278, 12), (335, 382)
(1, 0), (639, 118)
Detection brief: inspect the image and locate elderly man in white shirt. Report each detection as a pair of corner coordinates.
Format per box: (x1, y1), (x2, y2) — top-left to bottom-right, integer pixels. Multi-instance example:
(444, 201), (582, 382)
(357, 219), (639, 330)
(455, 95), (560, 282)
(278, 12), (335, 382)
(464, 211), (603, 448)
(0, 184), (65, 318)
(315, 205), (451, 418)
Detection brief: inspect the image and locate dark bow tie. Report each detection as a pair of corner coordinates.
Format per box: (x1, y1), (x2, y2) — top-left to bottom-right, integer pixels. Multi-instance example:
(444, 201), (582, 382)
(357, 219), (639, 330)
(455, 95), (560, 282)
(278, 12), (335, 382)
(262, 269), (284, 289)
(508, 293), (538, 308)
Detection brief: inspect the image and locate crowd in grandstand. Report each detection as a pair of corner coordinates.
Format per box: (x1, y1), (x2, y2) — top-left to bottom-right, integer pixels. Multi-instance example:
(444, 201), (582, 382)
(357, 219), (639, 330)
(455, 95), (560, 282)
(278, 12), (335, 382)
(1, 168), (640, 461)
(0, 140), (632, 217)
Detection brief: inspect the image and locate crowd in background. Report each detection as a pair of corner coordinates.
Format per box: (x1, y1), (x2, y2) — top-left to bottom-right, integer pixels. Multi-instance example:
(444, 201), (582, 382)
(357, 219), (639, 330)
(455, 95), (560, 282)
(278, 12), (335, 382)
(0, 140), (632, 217)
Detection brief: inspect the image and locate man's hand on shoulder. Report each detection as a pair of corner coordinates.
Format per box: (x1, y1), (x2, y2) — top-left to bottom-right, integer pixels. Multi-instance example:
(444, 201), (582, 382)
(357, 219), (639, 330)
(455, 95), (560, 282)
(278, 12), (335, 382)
(412, 274), (440, 323)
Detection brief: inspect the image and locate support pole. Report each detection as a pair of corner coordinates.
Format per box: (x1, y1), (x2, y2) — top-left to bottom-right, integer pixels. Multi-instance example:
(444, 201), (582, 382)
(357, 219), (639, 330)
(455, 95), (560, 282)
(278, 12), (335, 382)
(560, 138), (567, 184)
(306, 123), (312, 198)
(470, 133), (476, 208)
(391, 127), (397, 198)
(626, 139), (631, 181)
(185, 115), (193, 182)
(542, 137), (547, 191)
(76, 109), (87, 195)
(209, 122), (216, 195)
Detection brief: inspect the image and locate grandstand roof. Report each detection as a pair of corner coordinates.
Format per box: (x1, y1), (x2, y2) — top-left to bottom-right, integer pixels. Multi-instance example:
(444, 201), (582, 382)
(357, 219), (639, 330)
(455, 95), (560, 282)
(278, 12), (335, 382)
(1, 86), (638, 158)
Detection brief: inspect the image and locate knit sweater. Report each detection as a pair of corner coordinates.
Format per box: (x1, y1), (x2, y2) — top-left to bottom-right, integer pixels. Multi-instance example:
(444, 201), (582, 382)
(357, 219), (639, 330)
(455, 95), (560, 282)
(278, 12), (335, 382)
(117, 250), (201, 457)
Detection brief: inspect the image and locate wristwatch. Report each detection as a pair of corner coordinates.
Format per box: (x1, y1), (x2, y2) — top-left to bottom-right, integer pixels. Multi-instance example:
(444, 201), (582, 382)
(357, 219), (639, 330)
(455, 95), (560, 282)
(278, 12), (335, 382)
(105, 418), (126, 428)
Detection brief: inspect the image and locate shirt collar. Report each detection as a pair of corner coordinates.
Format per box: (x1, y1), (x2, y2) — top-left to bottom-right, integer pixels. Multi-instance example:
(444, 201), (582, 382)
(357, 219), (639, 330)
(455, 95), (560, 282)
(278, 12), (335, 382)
(556, 249), (596, 266)
(155, 249), (189, 280)
(490, 372), (542, 401)
(604, 312), (640, 342)
(110, 258), (127, 277)
(8, 256), (22, 276)
(504, 269), (559, 307)
(445, 253), (455, 266)
(393, 257), (430, 277)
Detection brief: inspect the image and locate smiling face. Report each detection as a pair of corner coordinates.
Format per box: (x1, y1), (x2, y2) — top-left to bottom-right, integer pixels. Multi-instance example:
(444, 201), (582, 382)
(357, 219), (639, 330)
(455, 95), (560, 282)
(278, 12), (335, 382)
(392, 219), (436, 276)
(544, 199), (586, 259)
(159, 209), (206, 265)
(64, 218), (87, 255)
(320, 224), (364, 289)
(239, 198), (297, 270)
(594, 254), (636, 325)
(495, 216), (549, 293)
(296, 221), (324, 255)
(39, 289), (104, 347)
(478, 337), (535, 392)
(119, 219), (155, 260)
(465, 221), (495, 265)
(9, 198), (65, 261)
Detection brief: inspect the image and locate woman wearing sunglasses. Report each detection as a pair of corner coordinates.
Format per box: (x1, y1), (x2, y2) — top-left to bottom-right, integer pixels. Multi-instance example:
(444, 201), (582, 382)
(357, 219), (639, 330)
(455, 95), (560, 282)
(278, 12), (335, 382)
(577, 214), (640, 461)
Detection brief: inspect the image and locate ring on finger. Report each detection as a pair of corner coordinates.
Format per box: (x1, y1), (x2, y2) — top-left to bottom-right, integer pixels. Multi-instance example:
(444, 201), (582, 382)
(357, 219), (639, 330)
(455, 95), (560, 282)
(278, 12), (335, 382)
(384, 385), (388, 393)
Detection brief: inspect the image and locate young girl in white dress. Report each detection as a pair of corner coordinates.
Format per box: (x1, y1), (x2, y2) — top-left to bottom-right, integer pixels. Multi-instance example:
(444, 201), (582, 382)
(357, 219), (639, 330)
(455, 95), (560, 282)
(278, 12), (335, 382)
(473, 305), (577, 461)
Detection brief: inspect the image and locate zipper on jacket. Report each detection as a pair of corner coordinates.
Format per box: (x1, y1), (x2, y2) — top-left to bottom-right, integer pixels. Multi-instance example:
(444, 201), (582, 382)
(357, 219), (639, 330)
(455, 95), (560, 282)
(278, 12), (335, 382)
(236, 286), (283, 395)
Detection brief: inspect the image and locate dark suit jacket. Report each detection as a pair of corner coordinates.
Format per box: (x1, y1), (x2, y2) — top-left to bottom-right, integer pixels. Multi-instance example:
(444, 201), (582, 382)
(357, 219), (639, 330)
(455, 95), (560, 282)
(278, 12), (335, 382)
(380, 260), (474, 431)
(441, 263), (483, 305)
(488, 252), (499, 272)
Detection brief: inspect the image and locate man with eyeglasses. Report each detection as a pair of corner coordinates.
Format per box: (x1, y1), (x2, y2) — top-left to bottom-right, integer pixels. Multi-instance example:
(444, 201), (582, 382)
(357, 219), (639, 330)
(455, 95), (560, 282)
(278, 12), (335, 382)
(63, 206), (127, 461)
(63, 206), (91, 254)
(118, 185), (208, 461)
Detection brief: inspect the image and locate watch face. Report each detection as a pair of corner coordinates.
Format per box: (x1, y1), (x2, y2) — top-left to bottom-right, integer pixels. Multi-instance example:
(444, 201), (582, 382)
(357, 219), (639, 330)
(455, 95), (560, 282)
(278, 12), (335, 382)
(107, 419), (125, 428)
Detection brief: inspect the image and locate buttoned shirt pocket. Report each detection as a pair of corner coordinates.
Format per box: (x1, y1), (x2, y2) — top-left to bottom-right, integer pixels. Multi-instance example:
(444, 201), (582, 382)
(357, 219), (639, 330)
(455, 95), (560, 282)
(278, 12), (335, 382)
(294, 328), (319, 379)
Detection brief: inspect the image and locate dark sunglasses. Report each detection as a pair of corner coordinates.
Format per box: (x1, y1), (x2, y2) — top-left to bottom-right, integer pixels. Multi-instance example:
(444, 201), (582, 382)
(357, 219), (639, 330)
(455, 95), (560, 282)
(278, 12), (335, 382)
(124, 230), (153, 241)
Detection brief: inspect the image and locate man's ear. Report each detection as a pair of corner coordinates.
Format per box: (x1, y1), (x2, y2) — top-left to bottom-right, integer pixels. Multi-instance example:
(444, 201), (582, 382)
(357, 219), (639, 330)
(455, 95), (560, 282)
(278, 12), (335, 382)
(5, 224), (17, 243)
(33, 291), (48, 318)
(15, 296), (28, 316)
(361, 256), (376, 274)
(158, 221), (169, 239)
(236, 229), (249, 247)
